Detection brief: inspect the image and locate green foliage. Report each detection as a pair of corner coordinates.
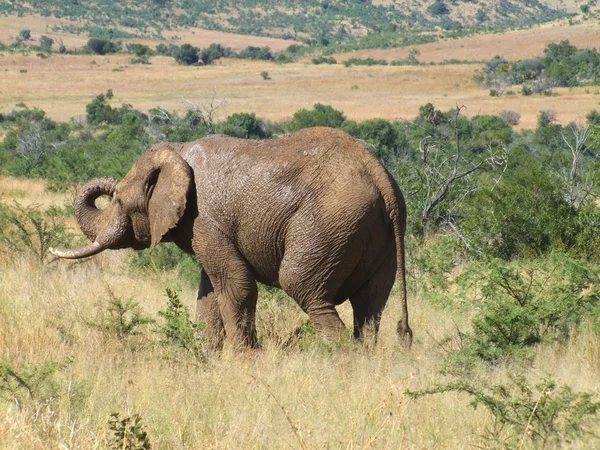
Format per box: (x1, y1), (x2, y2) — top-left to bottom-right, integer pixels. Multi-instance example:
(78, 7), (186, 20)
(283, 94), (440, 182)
(157, 288), (205, 361)
(38, 35), (54, 51)
(198, 43), (229, 64)
(460, 154), (577, 259)
(311, 56), (336, 65)
(260, 70), (271, 80)
(0, 359), (68, 406)
(86, 38), (119, 55)
(126, 43), (152, 57)
(286, 103), (346, 132)
(343, 57), (387, 67)
(128, 243), (201, 287)
(217, 112), (272, 139)
(342, 118), (406, 161)
(173, 43), (199, 65)
(19, 29), (31, 41)
(92, 292), (154, 343)
(479, 41), (600, 92)
(0, 202), (73, 264)
(460, 255), (600, 362)
(427, 1), (450, 16)
(407, 374), (600, 448)
(108, 413), (151, 450)
(237, 46), (273, 60)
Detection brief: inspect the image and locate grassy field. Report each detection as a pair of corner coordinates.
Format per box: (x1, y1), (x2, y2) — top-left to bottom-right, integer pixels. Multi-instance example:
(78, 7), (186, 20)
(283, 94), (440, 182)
(1, 18), (600, 129)
(2, 53), (600, 130)
(331, 20), (600, 63)
(0, 178), (599, 449)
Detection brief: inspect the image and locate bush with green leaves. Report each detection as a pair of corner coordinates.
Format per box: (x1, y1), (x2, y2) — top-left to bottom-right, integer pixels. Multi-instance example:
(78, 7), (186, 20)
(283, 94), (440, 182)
(286, 103), (346, 132)
(459, 254), (600, 363)
(128, 242), (201, 287)
(173, 43), (199, 65)
(157, 288), (205, 361)
(0, 202), (73, 264)
(217, 112), (272, 139)
(91, 292), (154, 344)
(86, 38), (119, 55)
(407, 374), (600, 448)
(108, 413), (151, 450)
(459, 152), (577, 259)
(0, 359), (69, 408)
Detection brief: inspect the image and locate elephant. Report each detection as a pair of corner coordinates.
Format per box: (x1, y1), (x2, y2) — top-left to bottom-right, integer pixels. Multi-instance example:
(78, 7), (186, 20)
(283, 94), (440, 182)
(51, 127), (412, 349)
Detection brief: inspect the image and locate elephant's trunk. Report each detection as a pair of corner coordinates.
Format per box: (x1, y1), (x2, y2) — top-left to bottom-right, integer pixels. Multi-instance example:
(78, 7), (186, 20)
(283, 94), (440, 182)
(74, 177), (118, 242)
(50, 178), (120, 260)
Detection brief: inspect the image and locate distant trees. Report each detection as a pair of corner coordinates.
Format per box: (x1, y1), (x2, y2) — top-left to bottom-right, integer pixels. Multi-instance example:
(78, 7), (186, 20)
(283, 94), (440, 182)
(174, 43), (199, 65)
(87, 38), (119, 55)
(477, 40), (600, 95)
(427, 1), (450, 15)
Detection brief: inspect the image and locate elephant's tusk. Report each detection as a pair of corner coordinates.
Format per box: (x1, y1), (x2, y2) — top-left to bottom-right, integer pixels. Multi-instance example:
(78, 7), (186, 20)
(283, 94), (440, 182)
(49, 241), (105, 259)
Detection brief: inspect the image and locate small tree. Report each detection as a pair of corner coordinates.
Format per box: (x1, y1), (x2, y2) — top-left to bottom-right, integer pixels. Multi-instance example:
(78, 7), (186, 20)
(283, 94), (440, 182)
(286, 103), (346, 132)
(19, 29), (31, 41)
(174, 43), (199, 65)
(39, 36), (53, 52)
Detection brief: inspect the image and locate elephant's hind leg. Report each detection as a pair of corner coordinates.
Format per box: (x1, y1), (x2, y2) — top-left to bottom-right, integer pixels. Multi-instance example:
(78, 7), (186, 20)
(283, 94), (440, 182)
(349, 253), (396, 343)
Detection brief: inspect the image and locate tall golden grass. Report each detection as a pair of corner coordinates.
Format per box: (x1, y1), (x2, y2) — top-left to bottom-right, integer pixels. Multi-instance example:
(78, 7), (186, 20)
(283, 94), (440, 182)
(0, 178), (598, 449)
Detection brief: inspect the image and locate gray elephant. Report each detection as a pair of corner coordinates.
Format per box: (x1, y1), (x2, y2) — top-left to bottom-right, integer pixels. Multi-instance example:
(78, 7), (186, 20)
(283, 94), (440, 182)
(51, 127), (412, 348)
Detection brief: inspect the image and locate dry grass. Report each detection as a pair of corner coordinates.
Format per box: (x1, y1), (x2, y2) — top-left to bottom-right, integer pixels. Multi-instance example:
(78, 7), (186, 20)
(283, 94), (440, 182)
(1, 52), (600, 129)
(330, 20), (600, 63)
(0, 178), (599, 449)
(0, 14), (297, 52)
(1, 17), (599, 128)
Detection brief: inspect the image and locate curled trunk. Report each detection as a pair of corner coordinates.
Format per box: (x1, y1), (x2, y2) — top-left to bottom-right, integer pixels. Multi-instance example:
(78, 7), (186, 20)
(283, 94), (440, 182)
(74, 177), (118, 242)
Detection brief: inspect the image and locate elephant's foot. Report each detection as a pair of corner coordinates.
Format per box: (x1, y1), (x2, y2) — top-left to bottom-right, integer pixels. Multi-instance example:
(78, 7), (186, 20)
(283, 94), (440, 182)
(307, 305), (346, 342)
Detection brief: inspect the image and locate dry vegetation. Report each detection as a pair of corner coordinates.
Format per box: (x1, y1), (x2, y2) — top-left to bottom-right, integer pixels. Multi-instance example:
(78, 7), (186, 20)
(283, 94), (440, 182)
(0, 18), (599, 128)
(0, 178), (599, 449)
(331, 20), (600, 63)
(0, 14), (297, 52)
(2, 53), (600, 130)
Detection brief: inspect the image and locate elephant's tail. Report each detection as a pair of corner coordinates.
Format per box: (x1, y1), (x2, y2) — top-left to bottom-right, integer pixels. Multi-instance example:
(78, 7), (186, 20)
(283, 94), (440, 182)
(370, 163), (413, 347)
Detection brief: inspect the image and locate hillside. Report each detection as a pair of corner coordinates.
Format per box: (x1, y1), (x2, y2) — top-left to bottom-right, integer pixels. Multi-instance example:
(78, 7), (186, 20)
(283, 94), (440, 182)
(0, 0), (571, 51)
(330, 19), (600, 63)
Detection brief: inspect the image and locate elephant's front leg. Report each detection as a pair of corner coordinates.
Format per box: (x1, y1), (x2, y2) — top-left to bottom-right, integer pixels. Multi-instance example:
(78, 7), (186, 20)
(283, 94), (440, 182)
(208, 257), (259, 349)
(197, 268), (225, 350)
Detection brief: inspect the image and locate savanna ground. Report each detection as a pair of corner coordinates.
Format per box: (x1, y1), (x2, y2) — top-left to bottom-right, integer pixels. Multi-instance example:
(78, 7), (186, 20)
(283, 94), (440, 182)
(1, 15), (600, 449)
(1, 178), (599, 449)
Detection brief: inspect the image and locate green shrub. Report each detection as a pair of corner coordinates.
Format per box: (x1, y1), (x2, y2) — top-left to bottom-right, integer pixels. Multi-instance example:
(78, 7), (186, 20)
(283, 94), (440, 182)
(173, 43), (199, 65)
(407, 374), (600, 448)
(91, 292), (154, 344)
(460, 154), (576, 259)
(128, 242), (201, 287)
(286, 103), (346, 132)
(461, 254), (600, 362)
(0, 202), (74, 264)
(156, 288), (205, 361)
(0, 359), (69, 406)
(87, 38), (119, 55)
(108, 413), (151, 450)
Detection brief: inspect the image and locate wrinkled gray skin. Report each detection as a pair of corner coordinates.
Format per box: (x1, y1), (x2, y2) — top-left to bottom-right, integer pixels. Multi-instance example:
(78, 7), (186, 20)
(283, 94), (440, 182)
(51, 127), (412, 348)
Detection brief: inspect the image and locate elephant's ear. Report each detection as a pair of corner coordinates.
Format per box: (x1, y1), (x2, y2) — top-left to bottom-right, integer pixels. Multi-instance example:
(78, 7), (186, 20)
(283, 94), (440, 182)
(146, 145), (193, 248)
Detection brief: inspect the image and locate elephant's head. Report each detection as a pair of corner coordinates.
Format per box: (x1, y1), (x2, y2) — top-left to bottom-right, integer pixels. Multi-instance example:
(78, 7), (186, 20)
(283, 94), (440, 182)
(51, 144), (193, 259)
